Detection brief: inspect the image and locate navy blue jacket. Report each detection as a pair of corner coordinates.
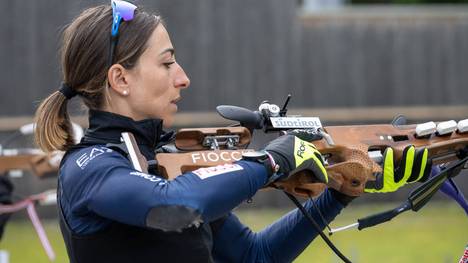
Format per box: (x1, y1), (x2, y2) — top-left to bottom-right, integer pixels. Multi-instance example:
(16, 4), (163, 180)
(59, 110), (344, 262)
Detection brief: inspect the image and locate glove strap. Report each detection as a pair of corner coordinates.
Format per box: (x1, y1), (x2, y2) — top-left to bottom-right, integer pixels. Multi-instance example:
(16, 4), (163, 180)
(265, 151), (285, 184)
(241, 151), (280, 184)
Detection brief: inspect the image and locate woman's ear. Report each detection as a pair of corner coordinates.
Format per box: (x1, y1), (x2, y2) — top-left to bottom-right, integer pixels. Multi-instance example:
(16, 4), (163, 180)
(107, 64), (131, 96)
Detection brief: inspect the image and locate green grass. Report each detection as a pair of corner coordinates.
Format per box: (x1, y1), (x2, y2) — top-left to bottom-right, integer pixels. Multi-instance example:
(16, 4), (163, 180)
(0, 202), (466, 262)
(0, 219), (68, 263)
(238, 202), (468, 263)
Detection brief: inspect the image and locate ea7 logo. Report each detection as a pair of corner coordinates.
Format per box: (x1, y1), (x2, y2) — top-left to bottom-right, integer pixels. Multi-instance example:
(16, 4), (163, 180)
(76, 147), (112, 169)
(296, 141), (306, 158)
(90, 148), (105, 158)
(76, 153), (90, 169)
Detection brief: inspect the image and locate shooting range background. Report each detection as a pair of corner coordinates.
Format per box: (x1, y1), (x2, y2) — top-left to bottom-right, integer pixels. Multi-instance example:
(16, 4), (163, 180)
(1, 0), (467, 218)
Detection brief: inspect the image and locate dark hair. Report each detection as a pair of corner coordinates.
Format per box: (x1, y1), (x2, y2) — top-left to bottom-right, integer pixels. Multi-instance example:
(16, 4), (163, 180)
(35, 4), (161, 152)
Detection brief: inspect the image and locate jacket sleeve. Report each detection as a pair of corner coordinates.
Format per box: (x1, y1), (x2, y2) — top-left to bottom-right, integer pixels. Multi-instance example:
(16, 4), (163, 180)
(61, 146), (268, 232)
(211, 189), (344, 263)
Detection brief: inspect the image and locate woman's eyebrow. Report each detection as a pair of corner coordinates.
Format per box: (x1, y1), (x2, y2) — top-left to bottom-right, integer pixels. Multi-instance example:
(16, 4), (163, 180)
(159, 48), (175, 57)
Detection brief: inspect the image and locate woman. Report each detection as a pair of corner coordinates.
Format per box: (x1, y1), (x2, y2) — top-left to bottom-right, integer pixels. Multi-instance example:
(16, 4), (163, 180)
(34, 1), (429, 262)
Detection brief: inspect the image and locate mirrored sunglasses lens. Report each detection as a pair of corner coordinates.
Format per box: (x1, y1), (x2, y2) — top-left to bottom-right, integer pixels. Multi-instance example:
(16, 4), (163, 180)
(113, 0), (137, 21)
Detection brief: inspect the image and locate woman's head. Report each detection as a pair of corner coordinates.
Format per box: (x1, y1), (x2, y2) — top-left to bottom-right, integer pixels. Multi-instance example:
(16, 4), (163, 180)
(105, 16), (190, 126)
(35, 2), (189, 152)
(63, 3), (162, 109)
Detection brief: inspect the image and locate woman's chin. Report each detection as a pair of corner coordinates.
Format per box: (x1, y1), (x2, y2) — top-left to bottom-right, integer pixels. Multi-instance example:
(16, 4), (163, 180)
(162, 117), (174, 128)
(171, 102), (178, 111)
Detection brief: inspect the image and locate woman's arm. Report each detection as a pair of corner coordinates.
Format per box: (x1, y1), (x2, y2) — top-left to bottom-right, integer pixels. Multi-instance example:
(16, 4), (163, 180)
(61, 146), (268, 233)
(212, 189), (344, 263)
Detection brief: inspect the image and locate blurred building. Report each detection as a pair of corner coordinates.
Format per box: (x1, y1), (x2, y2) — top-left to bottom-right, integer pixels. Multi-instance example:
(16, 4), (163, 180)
(1, 0), (467, 127)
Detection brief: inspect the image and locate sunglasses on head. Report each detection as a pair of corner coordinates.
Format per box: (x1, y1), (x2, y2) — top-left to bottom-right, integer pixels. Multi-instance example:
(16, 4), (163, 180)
(108, 0), (137, 67)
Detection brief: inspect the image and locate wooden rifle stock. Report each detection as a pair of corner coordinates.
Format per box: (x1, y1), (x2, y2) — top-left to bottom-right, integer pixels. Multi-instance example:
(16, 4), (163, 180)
(311, 124), (467, 196)
(0, 149), (61, 178)
(156, 124), (468, 198)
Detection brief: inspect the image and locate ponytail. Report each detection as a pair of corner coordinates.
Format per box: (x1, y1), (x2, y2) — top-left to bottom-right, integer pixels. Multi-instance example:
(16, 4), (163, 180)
(34, 91), (75, 152)
(34, 5), (161, 152)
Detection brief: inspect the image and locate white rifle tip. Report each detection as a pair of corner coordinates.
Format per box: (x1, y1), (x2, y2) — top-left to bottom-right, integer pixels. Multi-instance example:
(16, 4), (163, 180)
(437, 120), (457, 136)
(38, 190), (58, 206)
(458, 119), (468, 133)
(415, 121), (436, 137)
(19, 123), (36, 135)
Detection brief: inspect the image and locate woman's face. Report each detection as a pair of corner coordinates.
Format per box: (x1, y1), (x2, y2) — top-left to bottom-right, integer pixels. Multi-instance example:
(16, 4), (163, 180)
(124, 24), (190, 127)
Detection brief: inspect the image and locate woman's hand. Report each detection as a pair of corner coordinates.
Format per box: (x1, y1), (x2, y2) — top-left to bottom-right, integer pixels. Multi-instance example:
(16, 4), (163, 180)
(365, 145), (431, 193)
(263, 135), (328, 185)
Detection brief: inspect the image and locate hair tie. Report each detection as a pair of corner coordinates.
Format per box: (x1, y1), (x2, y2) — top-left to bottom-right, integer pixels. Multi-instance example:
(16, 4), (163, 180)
(59, 83), (78, 100)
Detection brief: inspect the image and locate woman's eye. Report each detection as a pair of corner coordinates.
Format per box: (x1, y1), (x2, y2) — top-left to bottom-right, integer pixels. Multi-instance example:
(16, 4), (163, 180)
(163, 61), (175, 68)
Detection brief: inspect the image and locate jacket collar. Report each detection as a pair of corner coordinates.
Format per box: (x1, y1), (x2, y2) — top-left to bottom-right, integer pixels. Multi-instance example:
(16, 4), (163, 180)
(82, 110), (163, 157)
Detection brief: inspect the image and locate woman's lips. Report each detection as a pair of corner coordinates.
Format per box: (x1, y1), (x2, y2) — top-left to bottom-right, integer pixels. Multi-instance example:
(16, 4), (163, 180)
(171, 97), (181, 104)
(170, 97), (180, 110)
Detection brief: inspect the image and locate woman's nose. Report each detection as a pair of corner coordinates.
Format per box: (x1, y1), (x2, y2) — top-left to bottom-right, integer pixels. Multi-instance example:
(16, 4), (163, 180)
(174, 63), (190, 89)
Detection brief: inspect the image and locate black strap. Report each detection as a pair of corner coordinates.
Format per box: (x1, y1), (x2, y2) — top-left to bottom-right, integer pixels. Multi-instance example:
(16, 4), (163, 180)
(284, 192), (352, 263)
(59, 83), (78, 100)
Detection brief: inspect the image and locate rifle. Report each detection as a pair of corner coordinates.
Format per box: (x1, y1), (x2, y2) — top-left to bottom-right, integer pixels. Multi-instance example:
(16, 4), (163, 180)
(156, 98), (468, 198)
(0, 122), (73, 178)
(0, 149), (61, 178)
